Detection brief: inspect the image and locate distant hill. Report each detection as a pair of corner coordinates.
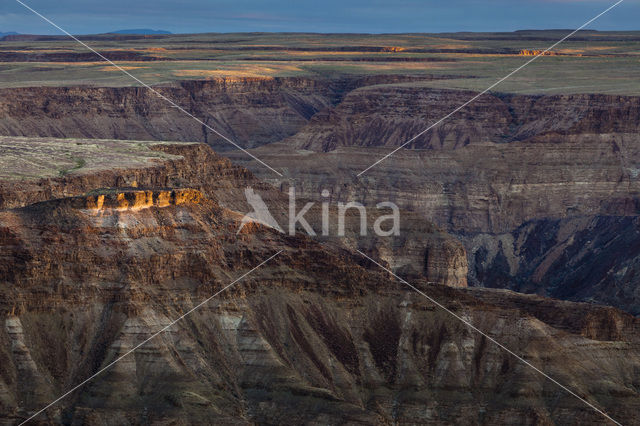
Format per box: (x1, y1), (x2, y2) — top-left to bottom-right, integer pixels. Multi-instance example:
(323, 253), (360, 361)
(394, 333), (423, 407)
(0, 32), (19, 37)
(108, 29), (171, 35)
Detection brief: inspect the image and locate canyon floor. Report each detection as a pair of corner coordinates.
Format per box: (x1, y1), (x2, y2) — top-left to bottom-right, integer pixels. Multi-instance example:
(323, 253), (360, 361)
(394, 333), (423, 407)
(1, 31), (640, 425)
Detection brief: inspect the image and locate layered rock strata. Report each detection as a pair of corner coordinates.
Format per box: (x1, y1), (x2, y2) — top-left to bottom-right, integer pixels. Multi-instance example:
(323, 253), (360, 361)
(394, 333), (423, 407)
(228, 84), (640, 312)
(0, 186), (639, 424)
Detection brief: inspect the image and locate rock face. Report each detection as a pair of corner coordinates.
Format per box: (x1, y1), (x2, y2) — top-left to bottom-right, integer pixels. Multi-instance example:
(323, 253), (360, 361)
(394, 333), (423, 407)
(279, 87), (640, 152)
(1, 172), (640, 424)
(75, 188), (203, 211)
(0, 75), (442, 153)
(466, 215), (640, 315)
(518, 50), (556, 56)
(0, 138), (468, 288)
(227, 83), (640, 313)
(287, 87), (511, 151)
(0, 78), (333, 151)
(3, 75), (640, 311)
(233, 135), (640, 310)
(244, 132), (640, 233)
(2, 75), (640, 423)
(233, 86), (640, 235)
(0, 142), (258, 212)
(344, 209), (468, 287)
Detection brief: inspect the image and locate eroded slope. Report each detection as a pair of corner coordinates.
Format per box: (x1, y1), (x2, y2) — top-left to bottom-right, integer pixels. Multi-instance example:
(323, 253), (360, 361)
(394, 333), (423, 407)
(1, 187), (640, 424)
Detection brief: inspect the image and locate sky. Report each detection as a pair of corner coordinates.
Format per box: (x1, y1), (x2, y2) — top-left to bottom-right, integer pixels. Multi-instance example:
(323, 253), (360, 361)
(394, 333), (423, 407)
(1, 0), (639, 35)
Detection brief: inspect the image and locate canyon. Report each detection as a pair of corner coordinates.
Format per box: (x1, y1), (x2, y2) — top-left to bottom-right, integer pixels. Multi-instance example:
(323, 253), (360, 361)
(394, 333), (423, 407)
(1, 30), (640, 424)
(226, 79), (640, 315)
(1, 139), (640, 424)
(9, 74), (629, 315)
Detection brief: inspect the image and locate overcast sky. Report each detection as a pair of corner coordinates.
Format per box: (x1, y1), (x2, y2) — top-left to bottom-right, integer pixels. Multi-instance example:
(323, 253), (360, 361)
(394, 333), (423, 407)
(1, 0), (638, 34)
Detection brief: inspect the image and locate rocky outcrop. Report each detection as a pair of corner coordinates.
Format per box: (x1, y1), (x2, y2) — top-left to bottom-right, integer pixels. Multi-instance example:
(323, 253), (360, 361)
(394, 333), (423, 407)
(518, 49), (556, 56)
(1, 187), (640, 424)
(0, 137), (468, 290)
(0, 141), (257, 211)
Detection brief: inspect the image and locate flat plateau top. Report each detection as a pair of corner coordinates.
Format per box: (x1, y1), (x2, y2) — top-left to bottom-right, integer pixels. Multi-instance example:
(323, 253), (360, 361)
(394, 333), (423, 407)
(0, 137), (184, 181)
(0, 31), (639, 94)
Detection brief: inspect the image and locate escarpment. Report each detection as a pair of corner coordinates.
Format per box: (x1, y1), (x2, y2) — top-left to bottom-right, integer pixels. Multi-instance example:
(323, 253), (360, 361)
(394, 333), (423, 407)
(272, 85), (640, 152)
(0, 77), (333, 151)
(0, 75), (445, 153)
(4, 74), (640, 312)
(1, 175), (640, 424)
(226, 81), (640, 313)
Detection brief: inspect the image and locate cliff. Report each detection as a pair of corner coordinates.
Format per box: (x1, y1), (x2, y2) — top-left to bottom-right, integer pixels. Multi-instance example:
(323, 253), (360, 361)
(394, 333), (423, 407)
(61, 188), (203, 211)
(277, 86), (640, 152)
(0, 137), (467, 288)
(4, 76), (640, 311)
(1, 183), (639, 424)
(0, 139), (255, 211)
(0, 78), (333, 152)
(227, 82), (640, 313)
(0, 76), (441, 153)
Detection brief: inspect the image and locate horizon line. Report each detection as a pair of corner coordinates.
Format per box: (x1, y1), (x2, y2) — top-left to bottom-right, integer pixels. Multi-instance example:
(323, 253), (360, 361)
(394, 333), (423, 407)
(5, 28), (640, 37)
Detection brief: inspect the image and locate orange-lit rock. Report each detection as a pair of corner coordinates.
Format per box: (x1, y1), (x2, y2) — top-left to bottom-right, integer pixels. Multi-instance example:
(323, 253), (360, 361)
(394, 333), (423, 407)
(519, 49), (555, 56)
(78, 188), (203, 212)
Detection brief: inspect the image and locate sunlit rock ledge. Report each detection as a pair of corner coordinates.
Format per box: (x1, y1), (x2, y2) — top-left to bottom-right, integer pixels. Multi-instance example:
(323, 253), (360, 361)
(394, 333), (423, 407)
(79, 188), (203, 211)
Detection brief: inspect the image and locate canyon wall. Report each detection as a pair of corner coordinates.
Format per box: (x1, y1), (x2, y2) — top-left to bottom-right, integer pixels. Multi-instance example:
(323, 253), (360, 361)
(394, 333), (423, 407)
(225, 81), (640, 312)
(0, 138), (468, 288)
(280, 85), (640, 151)
(0, 78), (333, 151)
(3, 76), (640, 311)
(0, 75), (441, 152)
(1, 184), (639, 424)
